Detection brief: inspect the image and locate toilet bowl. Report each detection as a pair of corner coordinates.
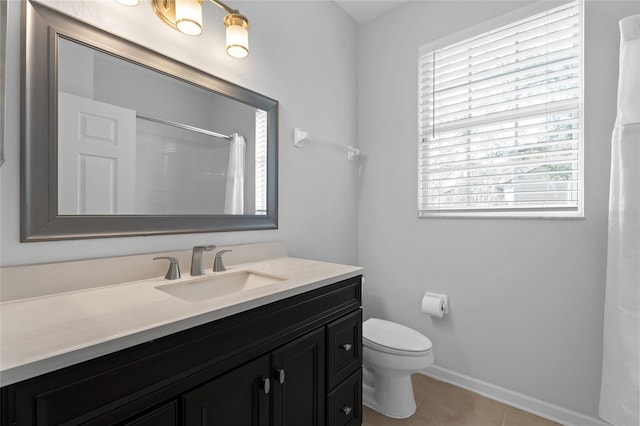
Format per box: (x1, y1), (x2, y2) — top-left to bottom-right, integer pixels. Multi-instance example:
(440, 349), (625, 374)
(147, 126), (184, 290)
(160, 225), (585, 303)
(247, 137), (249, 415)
(362, 318), (434, 418)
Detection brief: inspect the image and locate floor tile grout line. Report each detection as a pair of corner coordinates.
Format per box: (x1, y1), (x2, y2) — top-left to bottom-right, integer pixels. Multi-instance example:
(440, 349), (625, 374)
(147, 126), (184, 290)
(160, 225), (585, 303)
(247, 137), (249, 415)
(417, 378), (443, 426)
(422, 378), (439, 403)
(501, 407), (508, 426)
(412, 377), (440, 418)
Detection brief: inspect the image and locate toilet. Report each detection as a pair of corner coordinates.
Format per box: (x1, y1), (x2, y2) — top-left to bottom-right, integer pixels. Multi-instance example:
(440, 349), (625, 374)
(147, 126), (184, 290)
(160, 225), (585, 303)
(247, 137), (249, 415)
(362, 318), (434, 418)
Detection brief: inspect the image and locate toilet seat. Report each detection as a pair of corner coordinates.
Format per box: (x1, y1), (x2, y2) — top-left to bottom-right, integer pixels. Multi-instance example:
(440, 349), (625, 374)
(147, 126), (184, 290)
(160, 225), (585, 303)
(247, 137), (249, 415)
(363, 318), (432, 357)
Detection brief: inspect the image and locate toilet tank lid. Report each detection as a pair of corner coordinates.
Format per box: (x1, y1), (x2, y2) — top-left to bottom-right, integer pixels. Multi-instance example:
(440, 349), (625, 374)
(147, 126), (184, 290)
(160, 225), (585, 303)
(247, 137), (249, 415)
(363, 318), (432, 353)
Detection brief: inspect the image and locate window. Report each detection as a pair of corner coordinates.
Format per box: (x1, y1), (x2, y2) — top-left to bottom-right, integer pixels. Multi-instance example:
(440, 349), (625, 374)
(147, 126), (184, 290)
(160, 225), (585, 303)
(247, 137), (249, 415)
(418, 1), (583, 217)
(254, 109), (268, 215)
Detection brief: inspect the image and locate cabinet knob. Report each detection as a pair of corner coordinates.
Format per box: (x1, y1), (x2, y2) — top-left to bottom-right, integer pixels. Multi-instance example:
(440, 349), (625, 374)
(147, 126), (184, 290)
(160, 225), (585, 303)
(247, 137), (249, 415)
(277, 368), (285, 384)
(341, 343), (353, 352)
(262, 377), (271, 394)
(341, 406), (352, 415)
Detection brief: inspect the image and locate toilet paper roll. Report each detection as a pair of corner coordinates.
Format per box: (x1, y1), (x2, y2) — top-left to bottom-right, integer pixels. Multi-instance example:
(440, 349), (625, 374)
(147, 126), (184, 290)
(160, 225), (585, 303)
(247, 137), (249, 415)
(422, 293), (447, 317)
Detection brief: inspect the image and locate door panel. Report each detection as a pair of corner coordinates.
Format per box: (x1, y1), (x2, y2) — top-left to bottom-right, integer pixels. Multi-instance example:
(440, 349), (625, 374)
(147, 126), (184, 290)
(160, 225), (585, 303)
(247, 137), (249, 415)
(183, 355), (270, 426)
(272, 327), (325, 426)
(58, 92), (136, 214)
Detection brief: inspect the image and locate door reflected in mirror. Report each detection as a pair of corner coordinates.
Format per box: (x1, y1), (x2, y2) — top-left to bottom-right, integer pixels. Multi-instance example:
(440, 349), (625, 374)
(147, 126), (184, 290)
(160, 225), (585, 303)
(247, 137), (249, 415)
(57, 38), (267, 216)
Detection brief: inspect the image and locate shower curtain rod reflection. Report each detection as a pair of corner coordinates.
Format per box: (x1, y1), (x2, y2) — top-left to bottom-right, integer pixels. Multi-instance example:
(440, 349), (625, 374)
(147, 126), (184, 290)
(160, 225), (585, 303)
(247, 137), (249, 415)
(136, 113), (233, 141)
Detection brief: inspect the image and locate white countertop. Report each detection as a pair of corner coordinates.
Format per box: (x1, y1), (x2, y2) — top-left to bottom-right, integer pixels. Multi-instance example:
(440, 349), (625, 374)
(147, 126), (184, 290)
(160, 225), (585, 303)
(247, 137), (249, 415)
(0, 257), (363, 386)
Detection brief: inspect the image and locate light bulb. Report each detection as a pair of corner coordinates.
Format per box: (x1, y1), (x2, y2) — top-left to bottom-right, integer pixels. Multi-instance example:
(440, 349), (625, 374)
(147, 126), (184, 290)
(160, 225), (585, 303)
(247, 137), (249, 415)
(224, 14), (249, 58)
(175, 0), (203, 36)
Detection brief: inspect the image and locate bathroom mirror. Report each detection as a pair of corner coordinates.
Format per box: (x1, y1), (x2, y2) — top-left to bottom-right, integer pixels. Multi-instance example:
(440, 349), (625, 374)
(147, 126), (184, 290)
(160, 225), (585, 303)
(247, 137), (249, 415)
(21, 1), (278, 241)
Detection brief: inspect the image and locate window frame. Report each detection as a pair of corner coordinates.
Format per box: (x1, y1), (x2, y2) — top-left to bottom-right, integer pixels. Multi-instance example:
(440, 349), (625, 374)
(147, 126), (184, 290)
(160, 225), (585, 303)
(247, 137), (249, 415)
(417, 0), (585, 219)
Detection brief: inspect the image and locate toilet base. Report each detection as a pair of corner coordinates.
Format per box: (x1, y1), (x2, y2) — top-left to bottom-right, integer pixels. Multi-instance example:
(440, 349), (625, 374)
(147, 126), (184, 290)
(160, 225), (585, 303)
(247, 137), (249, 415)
(362, 367), (417, 419)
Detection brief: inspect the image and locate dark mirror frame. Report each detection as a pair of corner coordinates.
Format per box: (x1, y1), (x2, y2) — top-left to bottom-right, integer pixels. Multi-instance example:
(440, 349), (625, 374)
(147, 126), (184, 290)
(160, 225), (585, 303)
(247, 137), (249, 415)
(21, 1), (278, 242)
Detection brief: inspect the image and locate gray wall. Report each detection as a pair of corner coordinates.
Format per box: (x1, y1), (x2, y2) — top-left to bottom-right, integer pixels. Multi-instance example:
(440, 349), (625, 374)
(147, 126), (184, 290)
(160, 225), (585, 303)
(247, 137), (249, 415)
(1, 0), (359, 266)
(358, 0), (639, 419)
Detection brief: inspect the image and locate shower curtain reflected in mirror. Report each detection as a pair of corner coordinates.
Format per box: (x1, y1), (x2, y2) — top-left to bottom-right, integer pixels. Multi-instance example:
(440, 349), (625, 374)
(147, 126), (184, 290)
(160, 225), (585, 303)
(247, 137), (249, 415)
(599, 13), (640, 426)
(224, 133), (246, 215)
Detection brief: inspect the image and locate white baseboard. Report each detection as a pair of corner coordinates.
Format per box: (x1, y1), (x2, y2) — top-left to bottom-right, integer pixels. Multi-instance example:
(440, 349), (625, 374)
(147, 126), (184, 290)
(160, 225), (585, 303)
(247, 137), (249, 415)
(419, 365), (609, 426)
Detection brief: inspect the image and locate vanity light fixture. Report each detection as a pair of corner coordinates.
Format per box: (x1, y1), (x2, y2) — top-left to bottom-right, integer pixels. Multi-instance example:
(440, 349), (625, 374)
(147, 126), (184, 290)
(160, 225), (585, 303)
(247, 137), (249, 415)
(149, 0), (250, 58)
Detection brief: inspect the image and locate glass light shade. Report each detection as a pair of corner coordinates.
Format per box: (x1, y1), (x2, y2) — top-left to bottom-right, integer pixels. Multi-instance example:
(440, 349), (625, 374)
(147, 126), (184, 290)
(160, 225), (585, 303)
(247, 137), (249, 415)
(175, 0), (203, 36)
(225, 18), (249, 59)
(115, 0), (139, 5)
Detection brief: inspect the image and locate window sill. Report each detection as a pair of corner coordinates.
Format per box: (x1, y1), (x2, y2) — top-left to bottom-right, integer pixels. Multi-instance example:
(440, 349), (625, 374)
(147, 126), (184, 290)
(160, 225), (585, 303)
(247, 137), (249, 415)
(417, 211), (585, 219)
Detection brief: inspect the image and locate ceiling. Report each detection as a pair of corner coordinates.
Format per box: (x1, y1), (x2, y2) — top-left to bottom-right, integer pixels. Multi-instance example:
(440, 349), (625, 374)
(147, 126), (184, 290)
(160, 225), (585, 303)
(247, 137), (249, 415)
(334, 0), (408, 25)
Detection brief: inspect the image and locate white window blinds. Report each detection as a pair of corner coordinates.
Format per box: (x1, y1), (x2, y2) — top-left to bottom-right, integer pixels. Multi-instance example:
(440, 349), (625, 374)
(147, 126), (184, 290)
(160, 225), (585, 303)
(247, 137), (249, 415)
(418, 1), (583, 217)
(254, 109), (268, 215)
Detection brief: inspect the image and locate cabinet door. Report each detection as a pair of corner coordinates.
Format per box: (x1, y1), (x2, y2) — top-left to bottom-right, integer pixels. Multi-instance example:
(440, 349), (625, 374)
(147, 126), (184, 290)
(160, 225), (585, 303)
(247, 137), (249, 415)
(183, 355), (271, 426)
(272, 327), (326, 426)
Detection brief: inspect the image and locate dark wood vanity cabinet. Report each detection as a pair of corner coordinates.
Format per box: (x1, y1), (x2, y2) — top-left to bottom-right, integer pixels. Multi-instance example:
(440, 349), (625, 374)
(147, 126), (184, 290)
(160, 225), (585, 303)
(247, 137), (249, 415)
(1, 276), (362, 426)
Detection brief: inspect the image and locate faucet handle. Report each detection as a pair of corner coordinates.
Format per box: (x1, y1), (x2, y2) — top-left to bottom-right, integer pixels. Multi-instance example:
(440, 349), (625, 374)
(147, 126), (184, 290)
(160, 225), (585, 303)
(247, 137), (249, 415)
(154, 257), (181, 280)
(213, 250), (232, 272)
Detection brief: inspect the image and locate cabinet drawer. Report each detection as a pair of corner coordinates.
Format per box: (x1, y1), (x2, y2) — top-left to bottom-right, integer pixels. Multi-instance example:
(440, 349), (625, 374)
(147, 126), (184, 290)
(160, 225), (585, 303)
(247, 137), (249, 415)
(326, 369), (362, 426)
(326, 309), (362, 390)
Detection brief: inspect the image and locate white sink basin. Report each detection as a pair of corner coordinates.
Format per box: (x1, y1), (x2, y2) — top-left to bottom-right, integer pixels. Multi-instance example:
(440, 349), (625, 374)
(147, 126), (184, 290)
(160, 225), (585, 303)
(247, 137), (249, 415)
(155, 271), (287, 302)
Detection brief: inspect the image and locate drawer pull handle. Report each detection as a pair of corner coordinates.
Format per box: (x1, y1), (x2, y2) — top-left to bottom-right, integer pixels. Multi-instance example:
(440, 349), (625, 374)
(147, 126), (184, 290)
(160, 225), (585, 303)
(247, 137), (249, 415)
(262, 378), (271, 394)
(277, 368), (285, 384)
(341, 343), (353, 352)
(341, 406), (352, 415)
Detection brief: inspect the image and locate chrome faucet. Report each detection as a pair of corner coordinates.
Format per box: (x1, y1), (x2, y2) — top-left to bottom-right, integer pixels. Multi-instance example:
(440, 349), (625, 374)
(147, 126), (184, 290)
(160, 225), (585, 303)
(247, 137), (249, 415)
(213, 250), (232, 272)
(191, 245), (215, 276)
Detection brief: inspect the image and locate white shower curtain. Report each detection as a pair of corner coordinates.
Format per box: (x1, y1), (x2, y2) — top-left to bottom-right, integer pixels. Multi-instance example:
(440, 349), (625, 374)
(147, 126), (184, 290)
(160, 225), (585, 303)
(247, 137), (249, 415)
(224, 133), (246, 215)
(599, 14), (640, 426)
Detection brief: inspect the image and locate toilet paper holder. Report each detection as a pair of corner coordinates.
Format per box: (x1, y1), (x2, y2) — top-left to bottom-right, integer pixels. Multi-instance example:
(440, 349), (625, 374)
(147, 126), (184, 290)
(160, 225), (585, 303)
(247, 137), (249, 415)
(423, 292), (449, 315)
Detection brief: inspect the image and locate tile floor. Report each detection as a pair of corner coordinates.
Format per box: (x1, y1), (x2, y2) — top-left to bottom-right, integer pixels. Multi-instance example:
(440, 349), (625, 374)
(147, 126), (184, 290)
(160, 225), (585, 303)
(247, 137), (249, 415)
(362, 375), (562, 426)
